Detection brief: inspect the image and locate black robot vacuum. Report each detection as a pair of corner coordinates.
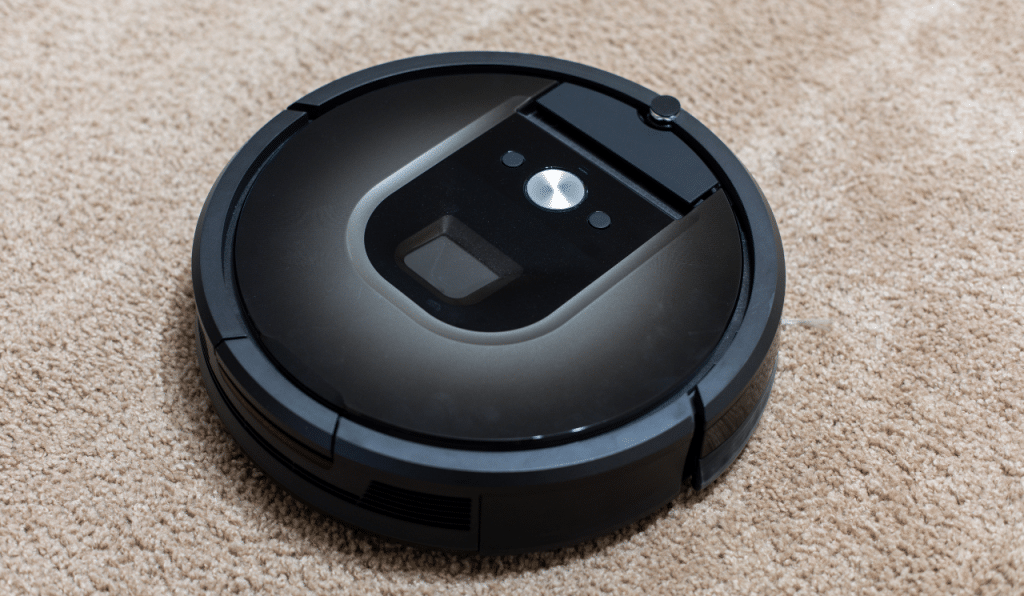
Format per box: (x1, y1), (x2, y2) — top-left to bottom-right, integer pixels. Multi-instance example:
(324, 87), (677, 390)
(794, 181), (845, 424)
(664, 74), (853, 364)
(193, 52), (784, 554)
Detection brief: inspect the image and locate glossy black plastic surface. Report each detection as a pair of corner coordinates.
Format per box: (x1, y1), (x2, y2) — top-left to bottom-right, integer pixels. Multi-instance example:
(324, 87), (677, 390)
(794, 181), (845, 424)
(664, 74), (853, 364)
(233, 74), (743, 445)
(192, 52), (785, 553)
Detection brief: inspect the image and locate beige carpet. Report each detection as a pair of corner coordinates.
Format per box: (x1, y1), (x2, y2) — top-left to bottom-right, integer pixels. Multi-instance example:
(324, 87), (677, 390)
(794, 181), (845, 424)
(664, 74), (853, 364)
(2, 0), (1023, 593)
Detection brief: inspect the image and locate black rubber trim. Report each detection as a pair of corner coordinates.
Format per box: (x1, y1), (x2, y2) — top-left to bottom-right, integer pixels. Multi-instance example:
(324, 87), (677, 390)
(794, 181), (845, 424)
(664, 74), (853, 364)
(192, 109), (309, 346)
(694, 365), (778, 489)
(702, 330), (780, 457)
(213, 352), (333, 469)
(199, 320), (479, 536)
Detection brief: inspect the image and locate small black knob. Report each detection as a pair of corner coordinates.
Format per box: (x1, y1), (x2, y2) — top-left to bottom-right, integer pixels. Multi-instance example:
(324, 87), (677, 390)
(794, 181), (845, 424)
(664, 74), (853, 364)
(648, 95), (681, 124)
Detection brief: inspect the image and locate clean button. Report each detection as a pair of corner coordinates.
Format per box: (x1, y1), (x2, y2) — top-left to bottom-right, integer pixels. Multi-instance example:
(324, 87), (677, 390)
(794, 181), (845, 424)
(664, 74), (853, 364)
(525, 169), (587, 211)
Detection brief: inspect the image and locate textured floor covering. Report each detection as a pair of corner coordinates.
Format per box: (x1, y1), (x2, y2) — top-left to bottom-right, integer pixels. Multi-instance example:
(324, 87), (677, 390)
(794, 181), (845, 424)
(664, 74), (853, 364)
(2, 0), (1023, 593)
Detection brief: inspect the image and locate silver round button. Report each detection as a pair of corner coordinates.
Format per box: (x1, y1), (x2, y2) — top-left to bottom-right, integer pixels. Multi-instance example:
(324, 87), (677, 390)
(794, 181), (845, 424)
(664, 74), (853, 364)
(525, 169), (587, 211)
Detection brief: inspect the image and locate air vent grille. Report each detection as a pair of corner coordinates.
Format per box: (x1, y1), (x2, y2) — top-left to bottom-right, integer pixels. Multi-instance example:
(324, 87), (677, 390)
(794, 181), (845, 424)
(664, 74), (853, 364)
(359, 482), (472, 531)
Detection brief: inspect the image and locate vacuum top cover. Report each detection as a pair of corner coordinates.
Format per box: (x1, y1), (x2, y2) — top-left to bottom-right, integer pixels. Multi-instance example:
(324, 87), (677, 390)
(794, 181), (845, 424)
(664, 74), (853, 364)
(231, 69), (742, 447)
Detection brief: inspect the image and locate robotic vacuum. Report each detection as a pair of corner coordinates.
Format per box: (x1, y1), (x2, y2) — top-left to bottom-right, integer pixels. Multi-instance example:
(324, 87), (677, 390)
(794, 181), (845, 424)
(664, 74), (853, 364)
(193, 52), (784, 553)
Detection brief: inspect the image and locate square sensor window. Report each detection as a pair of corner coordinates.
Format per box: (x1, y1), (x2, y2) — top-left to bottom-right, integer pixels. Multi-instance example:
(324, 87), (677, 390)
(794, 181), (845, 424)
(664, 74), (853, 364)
(404, 236), (500, 299)
(396, 215), (521, 305)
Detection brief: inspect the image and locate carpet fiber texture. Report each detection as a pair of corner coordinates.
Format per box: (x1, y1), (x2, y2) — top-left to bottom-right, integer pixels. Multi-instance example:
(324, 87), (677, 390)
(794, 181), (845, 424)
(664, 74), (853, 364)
(2, 0), (1023, 593)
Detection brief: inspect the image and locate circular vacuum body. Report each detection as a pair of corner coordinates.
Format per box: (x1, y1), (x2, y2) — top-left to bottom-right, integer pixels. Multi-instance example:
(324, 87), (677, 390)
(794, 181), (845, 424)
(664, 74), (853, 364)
(193, 52), (784, 554)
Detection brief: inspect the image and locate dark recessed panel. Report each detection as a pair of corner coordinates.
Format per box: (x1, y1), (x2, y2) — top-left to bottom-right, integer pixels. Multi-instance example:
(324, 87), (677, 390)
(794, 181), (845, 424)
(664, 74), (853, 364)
(365, 113), (672, 331)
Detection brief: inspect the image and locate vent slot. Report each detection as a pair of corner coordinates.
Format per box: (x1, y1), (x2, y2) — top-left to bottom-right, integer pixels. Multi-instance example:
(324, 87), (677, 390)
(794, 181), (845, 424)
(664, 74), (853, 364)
(358, 482), (472, 531)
